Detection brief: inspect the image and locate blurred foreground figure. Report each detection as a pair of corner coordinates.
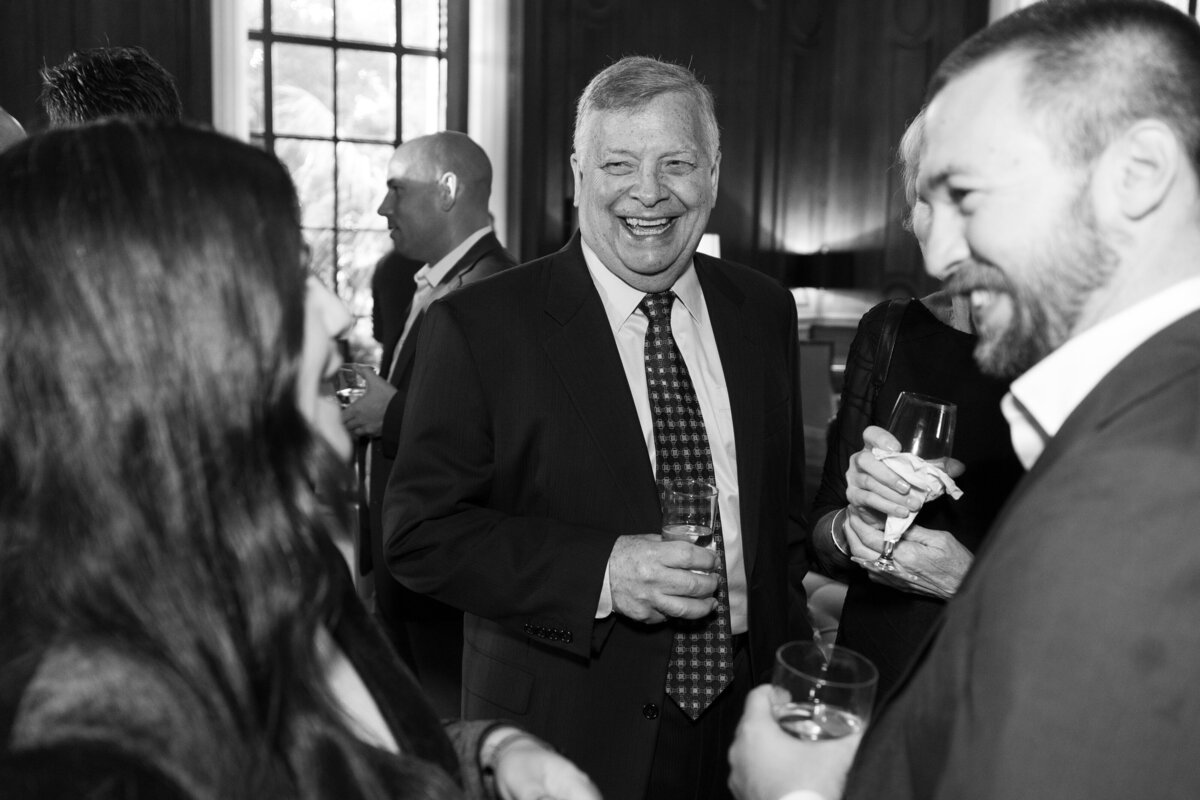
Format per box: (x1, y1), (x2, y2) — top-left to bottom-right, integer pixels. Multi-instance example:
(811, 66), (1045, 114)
(0, 119), (598, 800)
(731, 2), (1200, 798)
(40, 45), (183, 125)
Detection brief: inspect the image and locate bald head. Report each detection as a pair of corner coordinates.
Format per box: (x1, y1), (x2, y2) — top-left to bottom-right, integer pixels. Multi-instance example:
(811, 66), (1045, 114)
(0, 106), (26, 151)
(410, 131), (493, 207)
(377, 131), (495, 263)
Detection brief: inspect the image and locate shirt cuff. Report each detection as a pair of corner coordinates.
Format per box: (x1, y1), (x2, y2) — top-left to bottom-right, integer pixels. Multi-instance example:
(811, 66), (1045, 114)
(779, 792), (830, 800)
(596, 564), (614, 618)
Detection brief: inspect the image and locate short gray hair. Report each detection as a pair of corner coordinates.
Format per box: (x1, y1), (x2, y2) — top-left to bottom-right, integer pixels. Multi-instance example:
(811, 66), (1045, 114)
(573, 56), (720, 160)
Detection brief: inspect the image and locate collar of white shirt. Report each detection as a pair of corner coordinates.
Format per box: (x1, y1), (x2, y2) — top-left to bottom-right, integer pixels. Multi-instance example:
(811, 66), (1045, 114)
(579, 237), (703, 327)
(1002, 276), (1200, 469)
(415, 226), (493, 291)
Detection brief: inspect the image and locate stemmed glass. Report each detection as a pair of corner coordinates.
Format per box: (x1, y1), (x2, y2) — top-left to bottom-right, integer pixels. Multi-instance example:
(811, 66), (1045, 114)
(873, 391), (956, 571)
(771, 641), (878, 741)
(335, 363), (370, 408)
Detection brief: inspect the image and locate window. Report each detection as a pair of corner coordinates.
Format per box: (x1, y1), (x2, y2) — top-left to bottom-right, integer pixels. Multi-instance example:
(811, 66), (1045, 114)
(247, 0), (457, 360)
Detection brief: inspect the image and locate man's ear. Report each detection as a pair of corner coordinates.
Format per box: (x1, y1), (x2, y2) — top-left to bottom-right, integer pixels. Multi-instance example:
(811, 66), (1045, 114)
(1098, 120), (1180, 221)
(570, 153), (582, 209)
(438, 171), (458, 211)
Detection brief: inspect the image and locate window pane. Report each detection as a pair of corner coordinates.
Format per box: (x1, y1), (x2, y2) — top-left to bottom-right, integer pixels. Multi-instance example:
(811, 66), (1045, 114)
(248, 0), (264, 30)
(276, 137), (335, 228)
(338, 0), (396, 45)
(273, 0), (333, 37)
(247, 41), (265, 134)
(336, 49), (396, 141)
(272, 43), (334, 137)
(401, 0), (444, 50)
(303, 227), (337, 289)
(337, 228), (391, 364)
(337, 141), (393, 231)
(401, 54), (443, 141)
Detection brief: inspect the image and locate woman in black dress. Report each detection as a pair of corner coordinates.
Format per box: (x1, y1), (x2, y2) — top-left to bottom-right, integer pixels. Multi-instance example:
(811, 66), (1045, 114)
(808, 112), (1024, 698)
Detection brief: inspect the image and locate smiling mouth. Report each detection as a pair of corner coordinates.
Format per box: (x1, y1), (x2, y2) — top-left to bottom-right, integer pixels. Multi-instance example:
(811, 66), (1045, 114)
(621, 217), (676, 237)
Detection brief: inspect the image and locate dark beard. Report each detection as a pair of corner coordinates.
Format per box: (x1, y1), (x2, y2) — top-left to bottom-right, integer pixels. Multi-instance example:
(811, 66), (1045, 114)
(963, 190), (1118, 379)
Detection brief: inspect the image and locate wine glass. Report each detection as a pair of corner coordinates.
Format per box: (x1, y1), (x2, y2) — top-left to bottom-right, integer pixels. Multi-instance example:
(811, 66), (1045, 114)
(873, 391), (956, 571)
(335, 363), (370, 408)
(771, 641), (878, 741)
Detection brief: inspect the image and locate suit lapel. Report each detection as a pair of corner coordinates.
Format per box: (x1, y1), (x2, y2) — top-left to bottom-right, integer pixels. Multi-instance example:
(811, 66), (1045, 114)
(696, 256), (765, 576)
(541, 235), (661, 529)
(387, 233), (505, 386)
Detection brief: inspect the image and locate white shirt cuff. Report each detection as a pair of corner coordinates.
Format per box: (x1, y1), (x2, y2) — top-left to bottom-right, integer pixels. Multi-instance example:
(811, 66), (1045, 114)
(779, 792), (830, 800)
(596, 564), (614, 618)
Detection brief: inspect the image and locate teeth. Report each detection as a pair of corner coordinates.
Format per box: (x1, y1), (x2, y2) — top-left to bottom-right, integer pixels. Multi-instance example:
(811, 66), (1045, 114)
(623, 217), (672, 234)
(970, 289), (993, 311)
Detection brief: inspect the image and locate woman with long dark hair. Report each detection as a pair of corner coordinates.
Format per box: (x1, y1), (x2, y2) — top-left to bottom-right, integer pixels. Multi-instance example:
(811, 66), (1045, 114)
(0, 119), (597, 800)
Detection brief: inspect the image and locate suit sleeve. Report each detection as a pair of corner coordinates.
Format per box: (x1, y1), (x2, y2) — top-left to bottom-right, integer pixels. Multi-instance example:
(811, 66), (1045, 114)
(381, 301), (618, 661)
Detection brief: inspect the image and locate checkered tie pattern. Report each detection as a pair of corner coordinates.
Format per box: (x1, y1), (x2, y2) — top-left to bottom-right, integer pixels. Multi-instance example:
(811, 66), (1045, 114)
(640, 291), (734, 719)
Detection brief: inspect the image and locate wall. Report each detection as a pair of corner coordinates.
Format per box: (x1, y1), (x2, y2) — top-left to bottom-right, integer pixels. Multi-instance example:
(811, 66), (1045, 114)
(506, 0), (988, 295)
(0, 0), (212, 133)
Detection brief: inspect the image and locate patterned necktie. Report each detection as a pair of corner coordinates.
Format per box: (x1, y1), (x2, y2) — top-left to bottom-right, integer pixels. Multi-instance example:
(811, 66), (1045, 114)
(640, 291), (733, 719)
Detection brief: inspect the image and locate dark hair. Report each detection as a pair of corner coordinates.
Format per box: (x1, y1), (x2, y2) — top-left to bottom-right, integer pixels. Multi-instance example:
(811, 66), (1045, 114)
(927, 0), (1200, 173)
(574, 55), (720, 160)
(40, 45), (184, 126)
(0, 120), (454, 798)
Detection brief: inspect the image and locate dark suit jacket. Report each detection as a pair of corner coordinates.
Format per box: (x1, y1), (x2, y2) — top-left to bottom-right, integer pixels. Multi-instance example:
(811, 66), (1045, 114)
(383, 233), (812, 799)
(846, 310), (1200, 799)
(368, 232), (515, 703)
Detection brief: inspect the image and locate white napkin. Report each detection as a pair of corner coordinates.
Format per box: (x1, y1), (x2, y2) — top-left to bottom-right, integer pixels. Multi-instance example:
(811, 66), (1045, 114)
(873, 449), (964, 541)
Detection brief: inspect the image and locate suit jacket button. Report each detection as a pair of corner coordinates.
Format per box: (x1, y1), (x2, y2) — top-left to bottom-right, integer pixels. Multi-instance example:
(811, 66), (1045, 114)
(642, 703), (659, 720)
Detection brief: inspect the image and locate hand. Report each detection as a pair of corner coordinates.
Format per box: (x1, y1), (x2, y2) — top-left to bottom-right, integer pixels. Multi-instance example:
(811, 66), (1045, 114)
(843, 425), (965, 545)
(492, 734), (601, 800)
(851, 524), (973, 599)
(608, 533), (719, 623)
(728, 684), (862, 800)
(340, 366), (397, 438)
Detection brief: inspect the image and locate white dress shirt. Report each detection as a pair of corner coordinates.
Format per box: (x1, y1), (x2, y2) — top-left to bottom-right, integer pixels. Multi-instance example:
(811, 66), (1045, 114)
(1002, 276), (1200, 469)
(581, 240), (748, 635)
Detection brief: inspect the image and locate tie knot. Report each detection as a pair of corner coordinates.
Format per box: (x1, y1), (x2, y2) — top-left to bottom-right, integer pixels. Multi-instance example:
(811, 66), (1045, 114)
(640, 291), (675, 321)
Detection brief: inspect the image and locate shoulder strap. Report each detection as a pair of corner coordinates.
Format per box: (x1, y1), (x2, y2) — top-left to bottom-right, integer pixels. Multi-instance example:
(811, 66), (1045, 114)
(868, 298), (910, 410)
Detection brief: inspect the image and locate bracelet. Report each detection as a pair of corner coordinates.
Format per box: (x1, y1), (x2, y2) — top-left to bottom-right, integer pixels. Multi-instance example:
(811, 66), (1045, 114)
(481, 727), (553, 775)
(830, 508), (851, 557)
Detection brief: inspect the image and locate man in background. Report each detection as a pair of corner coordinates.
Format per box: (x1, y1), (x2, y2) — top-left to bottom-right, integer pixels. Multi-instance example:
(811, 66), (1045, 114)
(341, 130), (514, 717)
(730, 3), (1200, 798)
(384, 56), (810, 799)
(40, 45), (182, 125)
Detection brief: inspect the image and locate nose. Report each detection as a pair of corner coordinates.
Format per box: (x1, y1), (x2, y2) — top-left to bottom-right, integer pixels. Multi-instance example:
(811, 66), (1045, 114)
(628, 163), (669, 206)
(377, 192), (391, 219)
(922, 204), (970, 280)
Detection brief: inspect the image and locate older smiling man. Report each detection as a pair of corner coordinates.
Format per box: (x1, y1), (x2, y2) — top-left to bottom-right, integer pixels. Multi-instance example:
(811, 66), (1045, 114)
(383, 56), (812, 800)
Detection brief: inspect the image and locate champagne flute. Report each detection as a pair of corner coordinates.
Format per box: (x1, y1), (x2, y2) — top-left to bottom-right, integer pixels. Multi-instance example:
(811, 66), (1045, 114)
(874, 391), (956, 571)
(771, 641), (878, 741)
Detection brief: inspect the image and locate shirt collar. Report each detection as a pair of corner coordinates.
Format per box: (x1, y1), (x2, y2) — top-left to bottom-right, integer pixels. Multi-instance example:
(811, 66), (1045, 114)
(416, 226), (492, 289)
(1003, 275), (1200, 468)
(579, 237), (703, 332)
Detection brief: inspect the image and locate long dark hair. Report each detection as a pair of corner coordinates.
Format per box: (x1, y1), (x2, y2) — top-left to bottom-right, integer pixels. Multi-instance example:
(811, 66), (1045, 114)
(0, 120), (457, 799)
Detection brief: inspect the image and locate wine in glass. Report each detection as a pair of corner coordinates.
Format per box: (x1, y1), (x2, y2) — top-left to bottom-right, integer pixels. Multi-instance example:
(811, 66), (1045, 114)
(874, 391), (956, 571)
(771, 640), (878, 741)
(335, 364), (370, 408)
(660, 478), (717, 552)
